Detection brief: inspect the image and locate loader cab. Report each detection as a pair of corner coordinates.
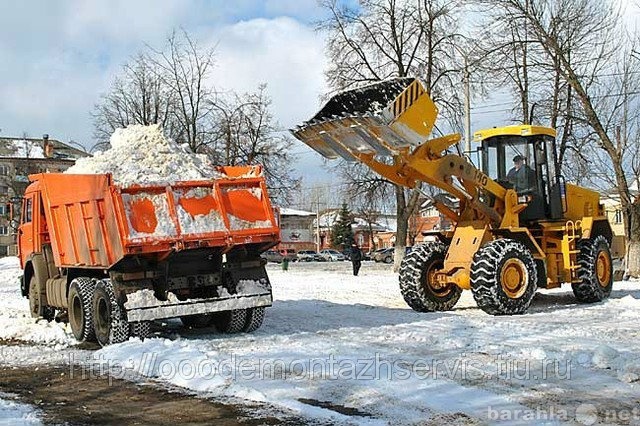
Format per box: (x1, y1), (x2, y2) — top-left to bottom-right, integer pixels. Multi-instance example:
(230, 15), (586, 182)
(476, 125), (564, 222)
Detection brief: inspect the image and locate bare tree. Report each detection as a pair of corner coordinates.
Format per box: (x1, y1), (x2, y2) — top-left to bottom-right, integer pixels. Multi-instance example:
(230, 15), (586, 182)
(319, 0), (464, 269)
(208, 85), (300, 203)
(487, 0), (640, 273)
(92, 54), (175, 150)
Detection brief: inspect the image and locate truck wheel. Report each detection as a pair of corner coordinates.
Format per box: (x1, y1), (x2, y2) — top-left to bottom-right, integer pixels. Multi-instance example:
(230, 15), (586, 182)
(92, 279), (130, 346)
(29, 275), (55, 321)
(470, 239), (537, 315)
(573, 235), (613, 303)
(68, 278), (96, 342)
(399, 243), (461, 312)
(129, 321), (152, 340)
(181, 314), (214, 329)
(212, 309), (247, 333)
(243, 307), (265, 332)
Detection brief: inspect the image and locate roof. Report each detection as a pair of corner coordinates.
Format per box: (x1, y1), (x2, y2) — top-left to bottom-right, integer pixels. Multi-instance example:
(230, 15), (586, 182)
(473, 125), (556, 142)
(279, 207), (315, 217)
(0, 136), (89, 160)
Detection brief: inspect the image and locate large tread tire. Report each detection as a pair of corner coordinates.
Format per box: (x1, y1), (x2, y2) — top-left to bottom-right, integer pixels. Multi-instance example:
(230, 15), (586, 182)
(180, 314), (214, 329)
(129, 321), (152, 340)
(29, 275), (55, 321)
(573, 235), (613, 303)
(92, 279), (130, 346)
(213, 309), (247, 334)
(470, 239), (537, 315)
(243, 307), (266, 332)
(399, 243), (462, 312)
(68, 278), (97, 342)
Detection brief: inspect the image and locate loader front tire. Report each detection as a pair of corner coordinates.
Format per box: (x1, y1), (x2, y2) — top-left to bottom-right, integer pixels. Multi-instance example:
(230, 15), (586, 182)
(92, 279), (130, 346)
(68, 278), (96, 342)
(470, 239), (537, 315)
(573, 235), (613, 303)
(399, 243), (461, 312)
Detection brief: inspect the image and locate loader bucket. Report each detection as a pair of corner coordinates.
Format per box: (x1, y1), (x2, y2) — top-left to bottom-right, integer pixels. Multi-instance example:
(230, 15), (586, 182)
(291, 77), (438, 161)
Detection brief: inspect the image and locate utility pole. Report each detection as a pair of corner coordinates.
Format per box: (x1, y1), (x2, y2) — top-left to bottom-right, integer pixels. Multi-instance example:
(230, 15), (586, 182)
(463, 55), (471, 156)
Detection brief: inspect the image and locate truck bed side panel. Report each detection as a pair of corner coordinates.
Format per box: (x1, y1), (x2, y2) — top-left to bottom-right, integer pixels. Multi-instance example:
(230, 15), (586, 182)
(39, 174), (125, 268)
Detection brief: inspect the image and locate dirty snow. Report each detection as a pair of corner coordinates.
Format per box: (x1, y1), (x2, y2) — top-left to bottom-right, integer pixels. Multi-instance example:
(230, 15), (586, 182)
(0, 394), (40, 425)
(65, 124), (224, 186)
(2, 258), (640, 424)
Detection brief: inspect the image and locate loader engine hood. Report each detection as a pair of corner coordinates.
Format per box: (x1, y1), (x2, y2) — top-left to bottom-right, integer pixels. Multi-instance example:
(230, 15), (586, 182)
(291, 77), (438, 161)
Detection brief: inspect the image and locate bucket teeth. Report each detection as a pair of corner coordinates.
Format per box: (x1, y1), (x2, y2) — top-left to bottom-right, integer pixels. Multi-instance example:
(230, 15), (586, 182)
(291, 77), (438, 160)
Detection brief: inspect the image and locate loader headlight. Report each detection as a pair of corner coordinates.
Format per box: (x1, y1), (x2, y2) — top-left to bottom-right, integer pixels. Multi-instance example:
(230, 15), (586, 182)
(517, 195), (532, 204)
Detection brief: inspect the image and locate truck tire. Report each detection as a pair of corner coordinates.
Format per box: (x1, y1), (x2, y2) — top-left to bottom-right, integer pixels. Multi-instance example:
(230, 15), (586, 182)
(212, 309), (247, 334)
(68, 278), (96, 342)
(29, 275), (55, 321)
(573, 235), (613, 303)
(181, 314), (214, 329)
(243, 307), (265, 332)
(92, 279), (130, 346)
(399, 243), (462, 312)
(470, 239), (537, 315)
(129, 321), (152, 340)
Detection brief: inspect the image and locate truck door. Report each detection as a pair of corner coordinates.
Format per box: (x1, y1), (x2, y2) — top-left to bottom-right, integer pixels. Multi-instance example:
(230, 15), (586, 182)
(18, 195), (35, 258)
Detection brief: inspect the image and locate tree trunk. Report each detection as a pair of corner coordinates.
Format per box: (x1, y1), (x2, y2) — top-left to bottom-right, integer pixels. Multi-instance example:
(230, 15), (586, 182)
(626, 203), (640, 276)
(393, 185), (421, 271)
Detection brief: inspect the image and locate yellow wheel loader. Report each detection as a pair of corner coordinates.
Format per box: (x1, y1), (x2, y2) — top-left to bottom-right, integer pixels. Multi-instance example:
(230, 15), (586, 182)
(292, 77), (614, 315)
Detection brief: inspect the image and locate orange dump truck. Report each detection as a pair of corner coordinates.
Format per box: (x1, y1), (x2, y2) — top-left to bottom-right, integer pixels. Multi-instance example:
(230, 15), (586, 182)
(18, 166), (279, 345)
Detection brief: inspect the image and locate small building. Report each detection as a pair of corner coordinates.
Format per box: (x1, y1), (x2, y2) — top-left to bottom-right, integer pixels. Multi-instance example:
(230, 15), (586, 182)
(0, 135), (89, 255)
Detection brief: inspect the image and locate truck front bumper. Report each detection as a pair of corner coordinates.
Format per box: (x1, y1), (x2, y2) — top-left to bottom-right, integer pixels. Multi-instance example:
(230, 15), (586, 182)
(125, 292), (272, 322)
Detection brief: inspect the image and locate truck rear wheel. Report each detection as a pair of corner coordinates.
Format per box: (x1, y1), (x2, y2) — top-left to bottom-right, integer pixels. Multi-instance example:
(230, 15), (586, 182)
(573, 235), (613, 303)
(29, 275), (55, 321)
(92, 279), (130, 346)
(399, 243), (462, 312)
(68, 278), (96, 342)
(129, 321), (152, 340)
(212, 309), (247, 333)
(470, 239), (537, 315)
(243, 307), (265, 332)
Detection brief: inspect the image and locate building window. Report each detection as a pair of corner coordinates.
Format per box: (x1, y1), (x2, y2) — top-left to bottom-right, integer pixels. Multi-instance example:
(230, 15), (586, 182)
(0, 205), (6, 215)
(0, 226), (8, 235)
(615, 209), (623, 224)
(0, 165), (9, 176)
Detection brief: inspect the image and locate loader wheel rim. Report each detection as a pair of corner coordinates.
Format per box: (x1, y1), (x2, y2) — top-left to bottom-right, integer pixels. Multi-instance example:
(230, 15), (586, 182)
(95, 297), (110, 338)
(423, 259), (451, 297)
(596, 250), (611, 288)
(500, 258), (528, 299)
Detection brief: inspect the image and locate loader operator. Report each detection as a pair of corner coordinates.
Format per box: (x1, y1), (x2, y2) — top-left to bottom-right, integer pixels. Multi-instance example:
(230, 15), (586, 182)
(507, 155), (536, 194)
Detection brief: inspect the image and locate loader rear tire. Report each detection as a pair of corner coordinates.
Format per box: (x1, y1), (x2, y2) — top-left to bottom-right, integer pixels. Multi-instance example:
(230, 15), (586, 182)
(243, 307), (265, 332)
(92, 279), (130, 346)
(399, 243), (461, 312)
(470, 239), (537, 315)
(573, 235), (613, 303)
(212, 309), (247, 334)
(68, 278), (97, 342)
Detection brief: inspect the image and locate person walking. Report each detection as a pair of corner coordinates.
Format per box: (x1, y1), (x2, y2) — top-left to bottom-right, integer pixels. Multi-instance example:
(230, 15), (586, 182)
(350, 243), (362, 276)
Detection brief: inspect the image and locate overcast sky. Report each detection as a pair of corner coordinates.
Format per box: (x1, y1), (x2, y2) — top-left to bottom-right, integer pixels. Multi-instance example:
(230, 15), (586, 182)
(1, 1), (638, 186)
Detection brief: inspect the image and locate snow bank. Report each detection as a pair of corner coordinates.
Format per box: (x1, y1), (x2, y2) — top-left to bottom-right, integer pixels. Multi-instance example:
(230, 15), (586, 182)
(65, 124), (224, 186)
(0, 394), (41, 425)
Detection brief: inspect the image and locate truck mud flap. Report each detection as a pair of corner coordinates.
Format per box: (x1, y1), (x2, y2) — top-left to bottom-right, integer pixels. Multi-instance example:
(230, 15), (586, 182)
(124, 292), (272, 322)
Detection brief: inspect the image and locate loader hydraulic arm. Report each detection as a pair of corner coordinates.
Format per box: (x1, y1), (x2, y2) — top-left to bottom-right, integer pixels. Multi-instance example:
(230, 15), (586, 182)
(291, 77), (525, 229)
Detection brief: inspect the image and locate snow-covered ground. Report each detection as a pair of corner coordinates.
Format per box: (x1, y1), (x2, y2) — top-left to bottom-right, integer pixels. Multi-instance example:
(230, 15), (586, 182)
(1, 257), (639, 425)
(0, 393), (40, 425)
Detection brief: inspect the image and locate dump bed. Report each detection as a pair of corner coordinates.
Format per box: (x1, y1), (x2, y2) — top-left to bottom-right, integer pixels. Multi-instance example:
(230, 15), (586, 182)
(30, 166), (279, 269)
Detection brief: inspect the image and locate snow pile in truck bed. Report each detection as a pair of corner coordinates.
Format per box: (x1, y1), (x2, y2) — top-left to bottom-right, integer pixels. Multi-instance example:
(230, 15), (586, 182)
(65, 124), (224, 186)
